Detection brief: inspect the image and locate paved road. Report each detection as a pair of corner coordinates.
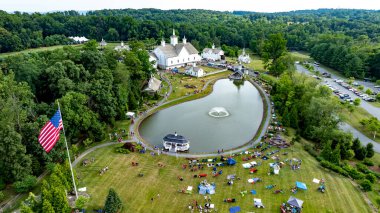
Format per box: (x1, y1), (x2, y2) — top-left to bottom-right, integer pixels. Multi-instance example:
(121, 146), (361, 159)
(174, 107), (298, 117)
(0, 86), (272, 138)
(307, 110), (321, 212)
(340, 123), (380, 152)
(296, 64), (380, 152)
(296, 64), (380, 120)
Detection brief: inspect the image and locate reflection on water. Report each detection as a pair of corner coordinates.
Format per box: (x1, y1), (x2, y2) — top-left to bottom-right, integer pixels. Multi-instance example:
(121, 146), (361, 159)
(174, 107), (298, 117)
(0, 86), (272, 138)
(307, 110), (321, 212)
(139, 79), (264, 153)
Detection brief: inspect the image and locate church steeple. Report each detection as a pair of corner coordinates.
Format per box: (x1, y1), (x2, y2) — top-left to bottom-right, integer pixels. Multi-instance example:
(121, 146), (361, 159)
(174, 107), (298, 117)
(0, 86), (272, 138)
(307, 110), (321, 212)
(183, 35), (187, 44)
(212, 43), (215, 49)
(170, 29), (178, 46)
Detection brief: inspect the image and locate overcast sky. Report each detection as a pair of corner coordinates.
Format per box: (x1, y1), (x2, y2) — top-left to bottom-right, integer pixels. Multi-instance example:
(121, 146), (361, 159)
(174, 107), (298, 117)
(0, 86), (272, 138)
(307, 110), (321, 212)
(1, 0), (380, 13)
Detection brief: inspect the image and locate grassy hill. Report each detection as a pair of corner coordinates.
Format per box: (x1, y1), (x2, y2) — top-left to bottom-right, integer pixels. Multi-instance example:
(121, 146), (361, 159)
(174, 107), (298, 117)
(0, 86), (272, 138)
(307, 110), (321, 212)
(75, 141), (371, 212)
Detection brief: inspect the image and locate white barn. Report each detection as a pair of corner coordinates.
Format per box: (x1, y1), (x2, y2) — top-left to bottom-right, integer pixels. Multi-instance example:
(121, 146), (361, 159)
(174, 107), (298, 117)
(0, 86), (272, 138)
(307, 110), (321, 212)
(201, 44), (224, 61)
(238, 48), (251, 64)
(152, 29), (201, 69)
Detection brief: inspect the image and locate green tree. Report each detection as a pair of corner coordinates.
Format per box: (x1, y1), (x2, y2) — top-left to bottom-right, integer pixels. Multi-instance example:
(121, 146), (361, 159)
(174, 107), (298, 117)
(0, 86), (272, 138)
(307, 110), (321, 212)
(105, 28), (120, 41)
(104, 188), (123, 213)
(360, 117), (380, 139)
(365, 88), (373, 95)
(76, 196), (89, 210)
(360, 179), (372, 192)
(262, 33), (288, 76)
(366, 143), (374, 158)
(42, 199), (55, 213)
(13, 175), (37, 193)
(353, 98), (361, 106)
(356, 147), (367, 161)
(320, 141), (333, 162)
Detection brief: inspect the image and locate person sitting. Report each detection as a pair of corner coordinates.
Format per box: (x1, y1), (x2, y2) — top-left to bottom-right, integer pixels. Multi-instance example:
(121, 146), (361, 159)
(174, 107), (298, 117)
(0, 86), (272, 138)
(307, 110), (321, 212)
(178, 176), (184, 181)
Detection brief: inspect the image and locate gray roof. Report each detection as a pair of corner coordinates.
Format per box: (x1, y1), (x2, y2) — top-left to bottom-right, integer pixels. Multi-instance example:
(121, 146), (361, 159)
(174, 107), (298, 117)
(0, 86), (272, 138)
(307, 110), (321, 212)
(156, 43), (199, 58)
(149, 52), (158, 59)
(203, 48), (223, 54)
(163, 133), (189, 144)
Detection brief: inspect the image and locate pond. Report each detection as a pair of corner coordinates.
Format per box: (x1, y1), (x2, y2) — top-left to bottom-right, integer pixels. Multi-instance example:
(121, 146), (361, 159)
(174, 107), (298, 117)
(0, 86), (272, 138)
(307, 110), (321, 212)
(139, 79), (264, 153)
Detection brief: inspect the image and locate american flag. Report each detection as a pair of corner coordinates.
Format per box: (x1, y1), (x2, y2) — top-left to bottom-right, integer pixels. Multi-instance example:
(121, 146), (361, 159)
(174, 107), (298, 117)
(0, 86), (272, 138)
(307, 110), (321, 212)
(38, 110), (63, 153)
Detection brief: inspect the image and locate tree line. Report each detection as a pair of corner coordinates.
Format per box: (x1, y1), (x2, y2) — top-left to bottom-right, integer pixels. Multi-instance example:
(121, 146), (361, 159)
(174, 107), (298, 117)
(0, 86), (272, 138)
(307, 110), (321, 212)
(0, 9), (379, 78)
(0, 41), (153, 190)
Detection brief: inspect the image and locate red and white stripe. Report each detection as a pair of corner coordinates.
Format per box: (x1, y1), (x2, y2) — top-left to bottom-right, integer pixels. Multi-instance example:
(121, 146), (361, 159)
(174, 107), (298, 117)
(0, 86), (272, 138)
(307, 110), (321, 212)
(38, 120), (62, 153)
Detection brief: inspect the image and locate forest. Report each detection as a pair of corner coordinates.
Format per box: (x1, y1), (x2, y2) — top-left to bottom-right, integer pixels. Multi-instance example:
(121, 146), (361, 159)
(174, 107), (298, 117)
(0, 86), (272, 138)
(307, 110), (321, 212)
(0, 9), (379, 78)
(0, 40), (154, 190)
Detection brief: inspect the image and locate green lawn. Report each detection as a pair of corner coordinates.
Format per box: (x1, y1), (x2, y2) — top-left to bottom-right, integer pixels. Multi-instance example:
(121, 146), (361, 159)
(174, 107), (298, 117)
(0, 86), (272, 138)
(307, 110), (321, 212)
(167, 71), (230, 101)
(341, 107), (380, 143)
(226, 55), (266, 72)
(0, 44), (83, 58)
(290, 51), (311, 62)
(75, 141), (371, 212)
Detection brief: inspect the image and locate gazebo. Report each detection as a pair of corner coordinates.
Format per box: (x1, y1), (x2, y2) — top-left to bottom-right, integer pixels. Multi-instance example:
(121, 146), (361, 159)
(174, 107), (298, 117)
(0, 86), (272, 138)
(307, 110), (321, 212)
(287, 196), (304, 208)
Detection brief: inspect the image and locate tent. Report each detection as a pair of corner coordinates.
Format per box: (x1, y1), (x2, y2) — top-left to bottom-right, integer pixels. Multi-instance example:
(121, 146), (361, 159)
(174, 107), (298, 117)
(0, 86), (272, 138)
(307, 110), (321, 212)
(227, 174), (236, 180)
(198, 183), (215, 195)
(229, 206), (241, 213)
(227, 158), (236, 165)
(296, 181), (307, 190)
(242, 163), (251, 169)
(287, 196), (304, 208)
(254, 198), (264, 208)
(126, 112), (135, 118)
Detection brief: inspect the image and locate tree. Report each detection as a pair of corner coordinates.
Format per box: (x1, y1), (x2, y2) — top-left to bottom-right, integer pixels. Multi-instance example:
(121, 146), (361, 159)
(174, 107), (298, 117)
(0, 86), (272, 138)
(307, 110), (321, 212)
(262, 33), (289, 76)
(42, 199), (55, 213)
(105, 28), (120, 41)
(320, 141), (333, 162)
(356, 147), (367, 161)
(360, 117), (380, 139)
(353, 98), (361, 106)
(104, 188), (123, 213)
(76, 196), (89, 210)
(13, 175), (37, 193)
(366, 143), (374, 158)
(360, 179), (372, 192)
(365, 88), (373, 95)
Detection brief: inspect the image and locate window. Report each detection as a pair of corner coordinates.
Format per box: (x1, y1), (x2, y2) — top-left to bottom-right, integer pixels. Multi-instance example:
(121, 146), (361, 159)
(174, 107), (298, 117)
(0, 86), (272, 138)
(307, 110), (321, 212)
(193, 57), (195, 60)
(171, 60), (173, 64)
(183, 59), (184, 62)
(177, 60), (179, 63)
(188, 58), (190, 61)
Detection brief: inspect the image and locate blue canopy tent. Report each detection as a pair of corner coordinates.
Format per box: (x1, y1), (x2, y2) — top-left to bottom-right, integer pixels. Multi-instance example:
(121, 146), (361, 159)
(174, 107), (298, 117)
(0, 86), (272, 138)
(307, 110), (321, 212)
(172, 68), (179, 73)
(229, 206), (241, 213)
(296, 181), (307, 190)
(198, 183), (216, 195)
(227, 158), (236, 165)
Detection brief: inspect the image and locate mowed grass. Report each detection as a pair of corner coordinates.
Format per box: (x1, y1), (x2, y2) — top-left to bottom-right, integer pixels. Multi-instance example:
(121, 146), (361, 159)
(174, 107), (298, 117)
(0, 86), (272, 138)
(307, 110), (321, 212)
(166, 71), (230, 101)
(75, 142), (371, 212)
(0, 44), (83, 58)
(290, 51), (311, 62)
(226, 55), (266, 72)
(341, 107), (380, 143)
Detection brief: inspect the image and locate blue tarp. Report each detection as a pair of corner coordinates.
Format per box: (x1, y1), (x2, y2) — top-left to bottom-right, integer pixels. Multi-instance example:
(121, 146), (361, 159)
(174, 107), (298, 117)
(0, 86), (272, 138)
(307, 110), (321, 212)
(198, 183), (216, 195)
(250, 190), (257, 195)
(229, 206), (241, 213)
(296, 181), (307, 190)
(227, 158), (236, 165)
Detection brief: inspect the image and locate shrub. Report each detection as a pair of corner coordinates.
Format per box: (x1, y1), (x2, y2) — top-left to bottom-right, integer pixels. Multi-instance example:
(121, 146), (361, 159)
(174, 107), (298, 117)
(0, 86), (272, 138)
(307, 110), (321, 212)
(356, 163), (371, 174)
(363, 159), (374, 166)
(0, 191), (4, 202)
(320, 160), (349, 177)
(342, 165), (365, 180)
(13, 175), (37, 193)
(115, 146), (130, 154)
(365, 173), (376, 183)
(360, 179), (372, 192)
(376, 197), (380, 207)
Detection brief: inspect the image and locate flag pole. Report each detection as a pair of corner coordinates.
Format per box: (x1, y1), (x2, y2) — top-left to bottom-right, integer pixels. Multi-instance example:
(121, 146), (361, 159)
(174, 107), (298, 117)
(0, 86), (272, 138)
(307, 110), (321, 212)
(57, 100), (78, 199)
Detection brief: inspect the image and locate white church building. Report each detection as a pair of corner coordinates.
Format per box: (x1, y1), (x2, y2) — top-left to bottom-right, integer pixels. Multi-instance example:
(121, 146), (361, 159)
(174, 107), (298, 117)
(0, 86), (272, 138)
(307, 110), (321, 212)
(201, 44), (224, 61)
(238, 48), (251, 64)
(152, 30), (201, 69)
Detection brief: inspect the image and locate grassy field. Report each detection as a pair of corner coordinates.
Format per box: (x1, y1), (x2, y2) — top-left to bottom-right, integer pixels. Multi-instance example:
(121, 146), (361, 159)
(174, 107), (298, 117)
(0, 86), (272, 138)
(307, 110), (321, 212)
(289, 51), (311, 62)
(341, 107), (380, 143)
(226, 55), (266, 72)
(0, 44), (83, 58)
(75, 141), (371, 212)
(166, 71), (230, 101)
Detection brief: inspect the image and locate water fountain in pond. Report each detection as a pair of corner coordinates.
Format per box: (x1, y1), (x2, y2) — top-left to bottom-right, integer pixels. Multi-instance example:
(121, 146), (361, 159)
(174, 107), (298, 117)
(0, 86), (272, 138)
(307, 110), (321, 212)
(208, 107), (230, 118)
